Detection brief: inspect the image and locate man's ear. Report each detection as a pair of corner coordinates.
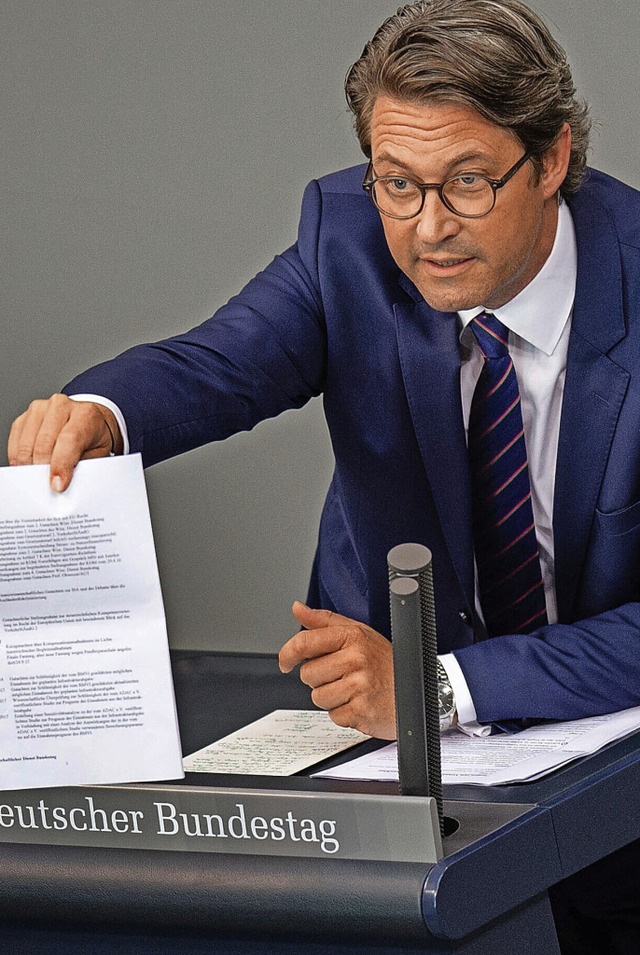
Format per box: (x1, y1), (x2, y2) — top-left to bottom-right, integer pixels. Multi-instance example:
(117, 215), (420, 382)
(541, 122), (572, 200)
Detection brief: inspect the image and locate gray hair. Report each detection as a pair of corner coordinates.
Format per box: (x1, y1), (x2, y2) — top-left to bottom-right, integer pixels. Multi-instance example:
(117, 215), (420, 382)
(345, 0), (591, 195)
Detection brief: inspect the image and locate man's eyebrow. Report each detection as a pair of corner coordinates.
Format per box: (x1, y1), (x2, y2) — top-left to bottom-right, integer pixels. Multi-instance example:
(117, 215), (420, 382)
(372, 152), (415, 172)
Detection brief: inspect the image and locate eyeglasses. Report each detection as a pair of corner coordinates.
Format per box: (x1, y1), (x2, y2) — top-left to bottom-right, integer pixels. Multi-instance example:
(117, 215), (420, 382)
(362, 152), (532, 220)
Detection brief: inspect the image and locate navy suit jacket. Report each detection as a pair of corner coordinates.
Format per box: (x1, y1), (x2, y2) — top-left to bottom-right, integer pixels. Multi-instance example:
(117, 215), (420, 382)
(66, 164), (640, 724)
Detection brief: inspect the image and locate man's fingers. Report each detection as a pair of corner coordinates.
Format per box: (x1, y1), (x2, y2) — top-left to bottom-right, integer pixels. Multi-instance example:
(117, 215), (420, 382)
(299, 651), (346, 689)
(32, 395), (78, 465)
(324, 704), (363, 731)
(8, 401), (48, 465)
(48, 427), (86, 492)
(279, 627), (348, 674)
(7, 395), (120, 492)
(309, 671), (354, 711)
(9, 395), (74, 467)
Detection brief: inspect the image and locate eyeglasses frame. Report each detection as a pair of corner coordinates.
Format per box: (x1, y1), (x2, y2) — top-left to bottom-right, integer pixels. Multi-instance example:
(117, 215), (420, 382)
(362, 151), (532, 220)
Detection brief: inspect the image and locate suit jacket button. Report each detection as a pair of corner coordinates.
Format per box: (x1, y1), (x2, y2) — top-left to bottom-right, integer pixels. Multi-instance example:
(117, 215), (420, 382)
(459, 610), (470, 624)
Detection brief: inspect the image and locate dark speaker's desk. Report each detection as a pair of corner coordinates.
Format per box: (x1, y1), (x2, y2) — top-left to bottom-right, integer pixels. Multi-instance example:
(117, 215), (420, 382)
(1, 650), (640, 954)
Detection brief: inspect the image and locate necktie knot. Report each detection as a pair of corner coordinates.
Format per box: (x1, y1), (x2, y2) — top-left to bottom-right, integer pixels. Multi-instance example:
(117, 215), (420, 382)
(471, 312), (509, 360)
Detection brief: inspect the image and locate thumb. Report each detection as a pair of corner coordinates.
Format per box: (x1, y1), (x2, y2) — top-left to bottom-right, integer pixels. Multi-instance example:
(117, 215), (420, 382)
(291, 600), (356, 630)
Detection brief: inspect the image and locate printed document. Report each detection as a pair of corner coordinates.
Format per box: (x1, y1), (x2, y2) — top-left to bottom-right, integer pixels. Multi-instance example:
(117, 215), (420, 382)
(184, 709), (369, 776)
(314, 707), (640, 786)
(0, 456), (183, 790)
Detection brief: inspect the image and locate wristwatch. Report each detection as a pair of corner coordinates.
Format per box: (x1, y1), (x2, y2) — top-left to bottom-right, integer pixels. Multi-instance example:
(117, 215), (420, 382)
(437, 660), (457, 732)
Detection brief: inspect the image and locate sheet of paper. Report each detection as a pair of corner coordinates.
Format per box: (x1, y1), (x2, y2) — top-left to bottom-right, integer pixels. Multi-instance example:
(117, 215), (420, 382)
(0, 455), (183, 790)
(313, 706), (640, 786)
(183, 709), (369, 776)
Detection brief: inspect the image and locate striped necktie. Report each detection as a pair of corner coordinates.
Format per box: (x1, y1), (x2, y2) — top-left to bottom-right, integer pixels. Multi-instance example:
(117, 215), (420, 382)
(468, 312), (548, 637)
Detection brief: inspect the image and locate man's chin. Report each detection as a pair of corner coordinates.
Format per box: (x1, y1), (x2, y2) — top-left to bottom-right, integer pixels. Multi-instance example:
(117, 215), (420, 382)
(414, 285), (482, 314)
(407, 265), (485, 313)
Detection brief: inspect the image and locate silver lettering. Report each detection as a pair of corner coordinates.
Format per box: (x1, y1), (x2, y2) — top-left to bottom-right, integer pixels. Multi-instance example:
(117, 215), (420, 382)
(86, 797), (110, 833)
(155, 801), (179, 835)
(250, 816), (269, 840)
(319, 819), (340, 854)
(180, 813), (204, 837)
(15, 804), (37, 829)
(69, 807), (87, 831)
(228, 804), (249, 839)
(284, 811), (300, 841)
(110, 809), (131, 833)
(203, 814), (227, 838)
(37, 799), (52, 829)
(52, 806), (68, 830)
(299, 818), (319, 844)
(269, 817), (286, 841)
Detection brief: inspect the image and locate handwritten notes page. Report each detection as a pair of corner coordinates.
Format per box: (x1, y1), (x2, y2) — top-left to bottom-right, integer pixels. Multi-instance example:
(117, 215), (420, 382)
(313, 707), (640, 786)
(0, 456), (183, 790)
(183, 710), (369, 776)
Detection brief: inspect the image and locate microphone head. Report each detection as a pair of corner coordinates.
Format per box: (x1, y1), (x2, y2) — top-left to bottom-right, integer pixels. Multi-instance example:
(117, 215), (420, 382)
(387, 542), (432, 577)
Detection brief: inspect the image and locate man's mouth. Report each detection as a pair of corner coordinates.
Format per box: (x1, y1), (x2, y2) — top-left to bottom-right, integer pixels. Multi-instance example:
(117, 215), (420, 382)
(420, 255), (475, 272)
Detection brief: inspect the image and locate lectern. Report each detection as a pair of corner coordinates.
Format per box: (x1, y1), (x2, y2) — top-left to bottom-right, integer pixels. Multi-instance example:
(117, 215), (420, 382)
(1, 649), (640, 955)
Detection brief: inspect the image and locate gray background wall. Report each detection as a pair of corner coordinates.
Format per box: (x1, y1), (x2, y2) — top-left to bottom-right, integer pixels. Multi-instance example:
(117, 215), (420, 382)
(2, 0), (639, 654)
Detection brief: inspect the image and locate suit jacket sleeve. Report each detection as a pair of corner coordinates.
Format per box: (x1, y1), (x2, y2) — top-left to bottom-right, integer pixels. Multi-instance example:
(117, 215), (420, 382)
(453, 605), (640, 723)
(64, 180), (329, 467)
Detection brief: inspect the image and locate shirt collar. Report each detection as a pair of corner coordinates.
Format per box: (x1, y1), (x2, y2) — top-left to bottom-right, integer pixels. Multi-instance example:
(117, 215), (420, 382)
(458, 201), (577, 356)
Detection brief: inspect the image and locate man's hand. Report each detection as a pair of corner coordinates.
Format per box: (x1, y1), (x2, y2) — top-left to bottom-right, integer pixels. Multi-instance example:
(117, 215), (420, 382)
(8, 394), (122, 492)
(279, 601), (396, 739)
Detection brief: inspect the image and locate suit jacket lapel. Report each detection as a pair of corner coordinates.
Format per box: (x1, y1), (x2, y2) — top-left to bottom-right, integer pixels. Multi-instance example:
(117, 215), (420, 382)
(394, 274), (475, 606)
(554, 188), (629, 620)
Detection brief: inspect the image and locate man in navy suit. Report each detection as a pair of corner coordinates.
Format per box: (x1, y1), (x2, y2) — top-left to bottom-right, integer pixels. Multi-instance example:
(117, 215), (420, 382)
(8, 2), (640, 947)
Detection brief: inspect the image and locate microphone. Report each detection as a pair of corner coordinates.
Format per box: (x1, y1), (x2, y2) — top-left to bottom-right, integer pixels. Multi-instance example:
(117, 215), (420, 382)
(388, 543), (443, 834)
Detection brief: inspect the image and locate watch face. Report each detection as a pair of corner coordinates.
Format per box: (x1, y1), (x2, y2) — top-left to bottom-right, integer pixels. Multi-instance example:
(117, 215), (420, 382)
(437, 662), (456, 728)
(437, 660), (456, 730)
(438, 686), (455, 718)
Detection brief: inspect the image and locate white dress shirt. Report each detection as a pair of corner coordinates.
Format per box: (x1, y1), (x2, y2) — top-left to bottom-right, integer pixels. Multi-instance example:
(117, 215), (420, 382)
(441, 199), (578, 732)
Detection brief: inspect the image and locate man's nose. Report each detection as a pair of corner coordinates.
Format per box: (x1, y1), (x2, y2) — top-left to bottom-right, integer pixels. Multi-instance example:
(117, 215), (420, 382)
(414, 189), (461, 244)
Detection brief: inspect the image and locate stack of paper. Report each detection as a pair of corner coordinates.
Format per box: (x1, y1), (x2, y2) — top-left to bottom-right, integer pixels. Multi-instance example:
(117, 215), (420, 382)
(313, 708), (640, 785)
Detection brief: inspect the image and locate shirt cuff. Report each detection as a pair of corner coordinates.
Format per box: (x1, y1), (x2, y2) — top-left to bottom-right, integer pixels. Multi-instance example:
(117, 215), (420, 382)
(69, 395), (130, 455)
(438, 653), (491, 738)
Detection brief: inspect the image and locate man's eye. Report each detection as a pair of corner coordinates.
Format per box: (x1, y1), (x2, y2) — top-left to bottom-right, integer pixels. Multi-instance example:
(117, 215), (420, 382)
(455, 174), (482, 188)
(389, 178), (410, 192)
